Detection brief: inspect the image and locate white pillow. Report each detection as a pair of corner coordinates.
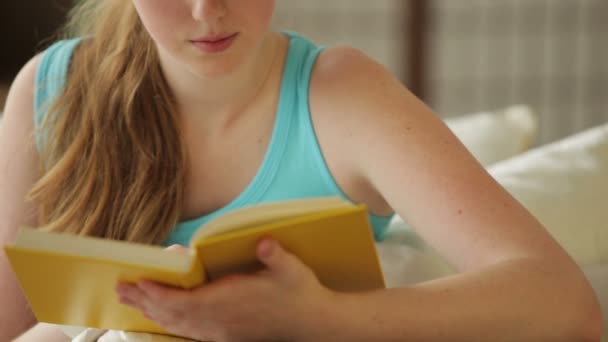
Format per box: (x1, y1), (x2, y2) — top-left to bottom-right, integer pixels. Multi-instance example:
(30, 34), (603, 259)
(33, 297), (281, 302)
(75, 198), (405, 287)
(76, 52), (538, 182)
(488, 122), (608, 266)
(444, 105), (538, 166)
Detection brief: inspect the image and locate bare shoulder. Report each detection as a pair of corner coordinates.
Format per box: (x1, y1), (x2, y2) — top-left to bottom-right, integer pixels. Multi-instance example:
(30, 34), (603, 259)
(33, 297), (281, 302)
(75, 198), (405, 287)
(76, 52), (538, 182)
(307, 45), (433, 189)
(1, 52), (44, 159)
(309, 46), (406, 115)
(0, 53), (45, 341)
(307, 46), (421, 214)
(308, 45), (433, 158)
(0, 53), (45, 239)
(2, 53), (43, 125)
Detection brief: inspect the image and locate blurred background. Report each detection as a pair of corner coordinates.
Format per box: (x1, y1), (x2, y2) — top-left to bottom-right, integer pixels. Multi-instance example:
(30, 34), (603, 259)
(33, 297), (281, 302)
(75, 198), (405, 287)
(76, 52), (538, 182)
(1, 0), (606, 145)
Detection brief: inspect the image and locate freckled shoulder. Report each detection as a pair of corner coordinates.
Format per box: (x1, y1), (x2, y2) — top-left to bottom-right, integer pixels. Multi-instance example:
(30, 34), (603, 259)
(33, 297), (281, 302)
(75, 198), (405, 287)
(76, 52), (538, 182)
(308, 45), (410, 131)
(306, 46), (398, 215)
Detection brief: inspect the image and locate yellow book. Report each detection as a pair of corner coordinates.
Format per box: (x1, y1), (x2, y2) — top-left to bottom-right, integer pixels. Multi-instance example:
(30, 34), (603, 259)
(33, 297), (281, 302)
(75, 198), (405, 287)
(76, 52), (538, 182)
(4, 197), (385, 334)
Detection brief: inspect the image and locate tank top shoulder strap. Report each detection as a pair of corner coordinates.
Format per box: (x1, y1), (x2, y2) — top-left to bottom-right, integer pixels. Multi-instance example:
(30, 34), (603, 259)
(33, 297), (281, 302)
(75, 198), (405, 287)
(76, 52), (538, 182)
(34, 38), (82, 146)
(278, 32), (396, 240)
(280, 31), (324, 99)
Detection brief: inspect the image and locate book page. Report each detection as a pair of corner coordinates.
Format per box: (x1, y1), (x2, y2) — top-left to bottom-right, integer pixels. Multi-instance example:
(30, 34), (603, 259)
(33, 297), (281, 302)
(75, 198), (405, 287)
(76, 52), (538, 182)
(190, 197), (352, 244)
(11, 229), (193, 272)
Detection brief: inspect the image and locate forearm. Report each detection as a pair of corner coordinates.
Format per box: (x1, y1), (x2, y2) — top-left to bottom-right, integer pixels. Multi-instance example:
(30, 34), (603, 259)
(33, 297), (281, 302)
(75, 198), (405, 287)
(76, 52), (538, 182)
(316, 258), (601, 341)
(0, 258), (37, 341)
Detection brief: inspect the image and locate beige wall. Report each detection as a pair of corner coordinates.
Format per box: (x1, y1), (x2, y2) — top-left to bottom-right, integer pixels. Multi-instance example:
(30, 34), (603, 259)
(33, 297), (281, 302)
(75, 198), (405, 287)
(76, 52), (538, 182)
(426, 0), (608, 144)
(273, 0), (407, 80)
(273, 0), (608, 145)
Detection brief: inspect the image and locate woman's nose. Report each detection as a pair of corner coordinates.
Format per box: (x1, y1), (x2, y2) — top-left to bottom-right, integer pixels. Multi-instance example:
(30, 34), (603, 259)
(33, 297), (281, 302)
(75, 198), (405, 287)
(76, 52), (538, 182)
(192, 0), (227, 22)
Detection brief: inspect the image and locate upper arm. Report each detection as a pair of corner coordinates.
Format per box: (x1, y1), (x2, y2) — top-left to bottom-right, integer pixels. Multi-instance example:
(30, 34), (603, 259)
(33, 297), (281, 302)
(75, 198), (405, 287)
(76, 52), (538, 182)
(0, 53), (44, 340)
(0, 53), (43, 242)
(310, 47), (571, 272)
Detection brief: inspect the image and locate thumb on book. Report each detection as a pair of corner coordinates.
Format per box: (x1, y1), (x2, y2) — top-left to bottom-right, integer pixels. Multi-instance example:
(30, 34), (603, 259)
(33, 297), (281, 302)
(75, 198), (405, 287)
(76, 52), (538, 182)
(256, 238), (299, 277)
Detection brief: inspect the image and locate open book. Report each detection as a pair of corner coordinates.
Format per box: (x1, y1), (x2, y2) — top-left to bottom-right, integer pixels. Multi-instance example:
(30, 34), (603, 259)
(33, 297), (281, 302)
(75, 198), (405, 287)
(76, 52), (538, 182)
(4, 197), (385, 334)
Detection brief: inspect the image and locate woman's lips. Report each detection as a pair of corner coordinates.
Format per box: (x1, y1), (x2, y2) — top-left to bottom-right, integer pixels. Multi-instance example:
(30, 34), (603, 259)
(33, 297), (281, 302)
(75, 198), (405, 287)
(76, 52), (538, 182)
(190, 33), (239, 53)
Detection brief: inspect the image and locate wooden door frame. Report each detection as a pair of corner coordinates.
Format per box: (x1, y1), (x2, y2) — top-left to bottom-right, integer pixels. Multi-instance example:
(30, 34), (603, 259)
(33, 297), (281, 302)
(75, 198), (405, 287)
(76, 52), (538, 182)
(405, 0), (430, 101)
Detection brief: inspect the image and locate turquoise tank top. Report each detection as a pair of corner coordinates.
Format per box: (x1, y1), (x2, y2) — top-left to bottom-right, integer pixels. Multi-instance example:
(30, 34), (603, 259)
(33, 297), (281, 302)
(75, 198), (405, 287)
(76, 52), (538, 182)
(34, 32), (395, 246)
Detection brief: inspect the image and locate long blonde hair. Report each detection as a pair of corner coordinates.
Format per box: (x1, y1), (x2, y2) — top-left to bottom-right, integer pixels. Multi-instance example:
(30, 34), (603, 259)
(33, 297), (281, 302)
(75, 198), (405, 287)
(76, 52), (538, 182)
(29, 0), (187, 244)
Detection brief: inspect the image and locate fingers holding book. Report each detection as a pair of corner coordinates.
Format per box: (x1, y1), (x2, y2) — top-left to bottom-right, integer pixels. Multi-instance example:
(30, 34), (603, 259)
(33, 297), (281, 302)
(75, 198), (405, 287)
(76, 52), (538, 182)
(115, 238), (336, 341)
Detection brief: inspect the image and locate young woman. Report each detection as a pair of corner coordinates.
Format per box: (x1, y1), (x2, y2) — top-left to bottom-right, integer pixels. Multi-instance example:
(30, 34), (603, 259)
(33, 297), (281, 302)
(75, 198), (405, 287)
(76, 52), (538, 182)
(1, 0), (602, 341)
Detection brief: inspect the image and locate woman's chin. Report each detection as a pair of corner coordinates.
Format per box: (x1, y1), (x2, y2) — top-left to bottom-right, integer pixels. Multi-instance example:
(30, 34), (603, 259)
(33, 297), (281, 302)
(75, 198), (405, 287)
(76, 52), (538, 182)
(189, 57), (242, 79)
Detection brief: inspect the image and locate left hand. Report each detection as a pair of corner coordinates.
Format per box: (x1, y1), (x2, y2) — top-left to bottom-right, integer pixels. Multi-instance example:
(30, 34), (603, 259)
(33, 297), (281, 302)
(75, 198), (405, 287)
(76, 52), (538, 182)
(116, 238), (337, 341)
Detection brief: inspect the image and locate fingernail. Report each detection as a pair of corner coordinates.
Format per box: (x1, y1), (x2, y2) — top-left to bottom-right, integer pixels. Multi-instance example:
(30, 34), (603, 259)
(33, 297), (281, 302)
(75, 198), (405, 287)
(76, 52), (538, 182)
(257, 238), (274, 259)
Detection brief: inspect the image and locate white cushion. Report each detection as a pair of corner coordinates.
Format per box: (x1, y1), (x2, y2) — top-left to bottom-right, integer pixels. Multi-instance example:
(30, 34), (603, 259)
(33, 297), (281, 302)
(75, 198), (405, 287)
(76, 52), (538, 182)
(489, 122), (608, 266)
(444, 105), (538, 166)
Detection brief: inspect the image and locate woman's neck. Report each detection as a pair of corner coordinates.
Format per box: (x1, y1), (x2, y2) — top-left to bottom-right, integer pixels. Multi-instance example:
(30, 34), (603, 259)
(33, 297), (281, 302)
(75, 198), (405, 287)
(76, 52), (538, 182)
(160, 32), (285, 127)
